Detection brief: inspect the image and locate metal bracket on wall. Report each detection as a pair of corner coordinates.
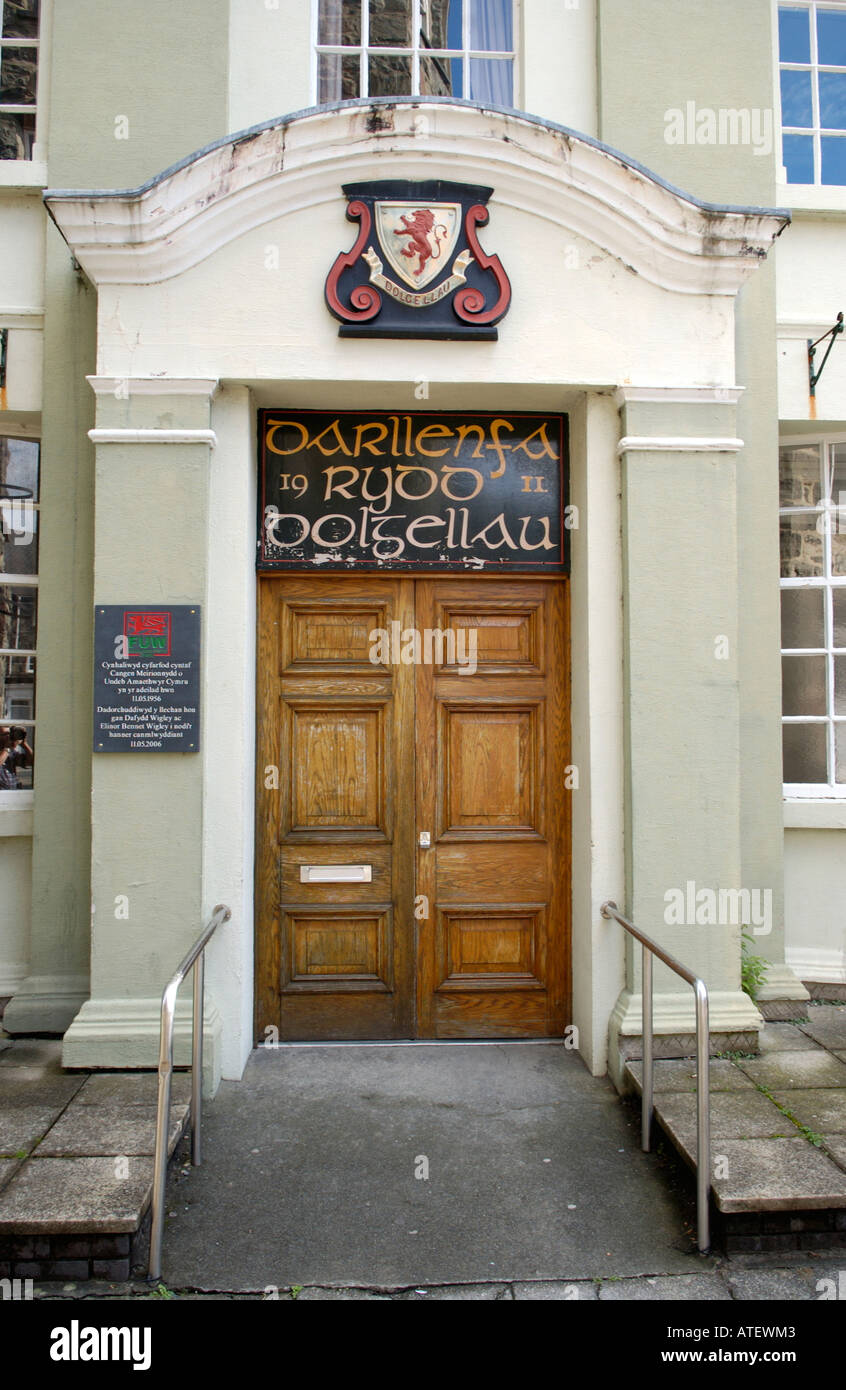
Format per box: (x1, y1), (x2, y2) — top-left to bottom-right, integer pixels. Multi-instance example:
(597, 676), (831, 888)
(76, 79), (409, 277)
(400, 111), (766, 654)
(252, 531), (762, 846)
(808, 312), (844, 409)
(0, 327), (7, 408)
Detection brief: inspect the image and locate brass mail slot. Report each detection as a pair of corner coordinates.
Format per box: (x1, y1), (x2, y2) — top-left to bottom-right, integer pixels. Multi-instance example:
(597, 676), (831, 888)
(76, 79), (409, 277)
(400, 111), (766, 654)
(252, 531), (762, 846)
(299, 864), (373, 884)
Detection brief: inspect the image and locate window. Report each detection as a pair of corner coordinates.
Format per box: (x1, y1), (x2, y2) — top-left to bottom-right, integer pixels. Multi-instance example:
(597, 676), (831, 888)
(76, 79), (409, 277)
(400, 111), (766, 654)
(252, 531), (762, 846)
(315, 0), (515, 107)
(780, 439), (846, 791)
(0, 0), (39, 160)
(778, 3), (846, 183)
(0, 435), (38, 789)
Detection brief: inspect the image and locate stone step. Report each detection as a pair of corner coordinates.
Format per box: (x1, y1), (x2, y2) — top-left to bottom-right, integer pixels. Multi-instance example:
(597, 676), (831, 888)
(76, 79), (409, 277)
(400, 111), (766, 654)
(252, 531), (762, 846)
(0, 1043), (192, 1280)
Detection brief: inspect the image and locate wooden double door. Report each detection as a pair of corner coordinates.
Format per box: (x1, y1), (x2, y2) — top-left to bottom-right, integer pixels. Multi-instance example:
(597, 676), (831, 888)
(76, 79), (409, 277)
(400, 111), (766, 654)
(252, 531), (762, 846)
(256, 575), (570, 1040)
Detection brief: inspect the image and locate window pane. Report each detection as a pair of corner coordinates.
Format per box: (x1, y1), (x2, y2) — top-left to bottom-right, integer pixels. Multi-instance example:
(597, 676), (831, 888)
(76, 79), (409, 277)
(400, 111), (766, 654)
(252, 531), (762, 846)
(834, 588), (846, 646)
(0, 46), (36, 103)
(369, 0), (411, 46)
(470, 0), (513, 51)
(782, 652), (826, 714)
(781, 586), (824, 648)
(779, 6), (811, 63)
(0, 707), (34, 789)
(781, 512), (824, 576)
(821, 134), (846, 182)
(783, 132), (814, 180)
(780, 68), (813, 126)
(0, 584), (36, 650)
(836, 722), (846, 781)
(421, 52), (457, 96)
(0, 437), (39, 501)
(836, 655), (846, 714)
(783, 722), (827, 781)
(820, 72), (846, 128)
(0, 507), (37, 576)
(0, 109), (33, 158)
(368, 53), (411, 95)
(780, 445), (821, 506)
(318, 52), (360, 101)
(1, 0), (39, 40)
(318, 0), (361, 46)
(833, 443), (846, 499)
(817, 7), (846, 65)
(468, 56), (512, 104)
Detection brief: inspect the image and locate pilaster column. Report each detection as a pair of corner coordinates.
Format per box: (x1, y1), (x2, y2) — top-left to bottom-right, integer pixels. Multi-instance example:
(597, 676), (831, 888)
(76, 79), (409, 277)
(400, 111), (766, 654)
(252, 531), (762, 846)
(608, 388), (766, 1083)
(61, 378), (224, 1090)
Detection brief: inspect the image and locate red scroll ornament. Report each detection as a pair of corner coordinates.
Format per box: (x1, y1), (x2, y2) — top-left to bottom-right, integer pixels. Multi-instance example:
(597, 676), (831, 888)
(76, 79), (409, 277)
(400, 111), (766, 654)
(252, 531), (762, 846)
(324, 200), (382, 322)
(453, 204), (512, 326)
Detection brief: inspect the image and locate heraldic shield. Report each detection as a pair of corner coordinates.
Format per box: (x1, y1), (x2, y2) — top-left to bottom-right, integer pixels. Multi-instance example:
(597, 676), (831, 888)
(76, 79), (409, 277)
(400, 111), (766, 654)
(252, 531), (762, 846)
(325, 180), (512, 339)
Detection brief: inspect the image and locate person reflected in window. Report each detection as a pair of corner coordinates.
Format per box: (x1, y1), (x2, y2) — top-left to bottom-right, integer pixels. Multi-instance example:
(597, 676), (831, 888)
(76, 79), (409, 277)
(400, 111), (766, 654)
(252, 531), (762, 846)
(0, 730), (19, 789)
(7, 726), (32, 786)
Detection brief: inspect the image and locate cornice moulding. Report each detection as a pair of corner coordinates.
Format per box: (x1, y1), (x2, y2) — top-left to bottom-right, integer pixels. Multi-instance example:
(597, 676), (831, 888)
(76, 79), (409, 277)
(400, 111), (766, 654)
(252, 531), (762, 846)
(44, 101), (789, 297)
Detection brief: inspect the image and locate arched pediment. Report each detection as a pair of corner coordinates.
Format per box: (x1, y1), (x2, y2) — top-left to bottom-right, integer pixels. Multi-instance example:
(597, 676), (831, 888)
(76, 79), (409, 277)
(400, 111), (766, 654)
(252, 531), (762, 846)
(45, 99), (788, 295)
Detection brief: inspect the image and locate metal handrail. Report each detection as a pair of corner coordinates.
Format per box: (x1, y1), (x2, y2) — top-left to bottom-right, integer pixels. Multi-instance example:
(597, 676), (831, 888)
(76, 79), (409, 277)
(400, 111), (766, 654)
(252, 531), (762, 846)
(601, 900), (711, 1253)
(148, 903), (231, 1281)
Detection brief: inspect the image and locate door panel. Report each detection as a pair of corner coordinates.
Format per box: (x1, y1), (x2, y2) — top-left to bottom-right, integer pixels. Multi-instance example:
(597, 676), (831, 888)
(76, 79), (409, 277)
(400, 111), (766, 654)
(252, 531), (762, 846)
(415, 580), (569, 1038)
(256, 575), (569, 1041)
(256, 576), (415, 1040)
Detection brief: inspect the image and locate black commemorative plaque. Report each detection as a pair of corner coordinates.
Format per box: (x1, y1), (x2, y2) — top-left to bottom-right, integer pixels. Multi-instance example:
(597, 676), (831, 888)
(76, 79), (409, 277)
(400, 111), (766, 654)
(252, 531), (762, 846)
(93, 605), (201, 752)
(258, 410), (569, 572)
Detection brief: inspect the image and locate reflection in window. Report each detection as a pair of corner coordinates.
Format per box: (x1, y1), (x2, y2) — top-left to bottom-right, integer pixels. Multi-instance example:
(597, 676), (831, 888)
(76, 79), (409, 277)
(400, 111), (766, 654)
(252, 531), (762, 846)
(0, 0), (39, 160)
(780, 439), (846, 789)
(778, 3), (846, 183)
(0, 435), (37, 789)
(316, 0), (515, 106)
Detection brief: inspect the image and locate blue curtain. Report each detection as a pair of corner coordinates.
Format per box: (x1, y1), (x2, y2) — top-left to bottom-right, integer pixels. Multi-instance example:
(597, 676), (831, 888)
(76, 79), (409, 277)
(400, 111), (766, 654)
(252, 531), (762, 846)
(468, 0), (513, 106)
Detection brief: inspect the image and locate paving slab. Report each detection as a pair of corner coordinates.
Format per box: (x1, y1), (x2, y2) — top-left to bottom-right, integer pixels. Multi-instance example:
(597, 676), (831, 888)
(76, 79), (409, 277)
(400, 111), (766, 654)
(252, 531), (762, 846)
(799, 1005), (846, 1051)
(653, 1091), (794, 1167)
(0, 1104), (67, 1155)
(75, 1073), (192, 1107)
(0, 1070), (86, 1109)
(160, 1045), (707, 1288)
(758, 1024), (822, 1054)
(597, 1274), (731, 1300)
(822, 1135), (846, 1169)
(770, 1089), (846, 1135)
(710, 1138), (846, 1212)
(725, 1263), (845, 1300)
(294, 1286), (392, 1300)
(0, 1157), (20, 1192)
(625, 1059), (756, 1093)
(36, 1103), (188, 1157)
(394, 1283), (512, 1300)
(512, 1281), (598, 1300)
(0, 1156), (155, 1233)
(736, 1051), (846, 1090)
(0, 1040), (64, 1069)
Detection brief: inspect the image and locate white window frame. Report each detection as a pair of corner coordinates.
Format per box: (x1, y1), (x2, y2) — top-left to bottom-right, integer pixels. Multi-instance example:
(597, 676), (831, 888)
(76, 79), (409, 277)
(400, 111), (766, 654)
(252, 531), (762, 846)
(777, 0), (846, 185)
(780, 431), (846, 797)
(311, 0), (519, 107)
(0, 431), (38, 805)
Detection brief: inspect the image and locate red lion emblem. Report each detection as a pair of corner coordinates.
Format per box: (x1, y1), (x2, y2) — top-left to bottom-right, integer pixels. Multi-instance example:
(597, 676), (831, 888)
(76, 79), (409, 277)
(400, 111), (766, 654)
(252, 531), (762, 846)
(395, 208), (449, 277)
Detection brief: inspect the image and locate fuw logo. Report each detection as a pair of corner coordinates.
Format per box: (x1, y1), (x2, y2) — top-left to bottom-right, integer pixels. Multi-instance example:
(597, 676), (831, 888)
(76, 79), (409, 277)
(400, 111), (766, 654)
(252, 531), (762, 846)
(369, 622), (478, 674)
(50, 1321), (151, 1372)
(664, 101), (773, 156)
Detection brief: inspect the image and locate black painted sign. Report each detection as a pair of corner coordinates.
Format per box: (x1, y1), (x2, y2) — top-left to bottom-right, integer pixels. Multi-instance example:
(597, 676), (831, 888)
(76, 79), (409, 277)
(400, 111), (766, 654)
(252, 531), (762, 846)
(93, 605), (201, 752)
(258, 411), (568, 573)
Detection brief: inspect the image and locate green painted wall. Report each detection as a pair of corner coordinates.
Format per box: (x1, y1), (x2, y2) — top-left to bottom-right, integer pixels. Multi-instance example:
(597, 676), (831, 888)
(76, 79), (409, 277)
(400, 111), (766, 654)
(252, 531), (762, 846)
(11, 0), (230, 1031)
(598, 0), (796, 993)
